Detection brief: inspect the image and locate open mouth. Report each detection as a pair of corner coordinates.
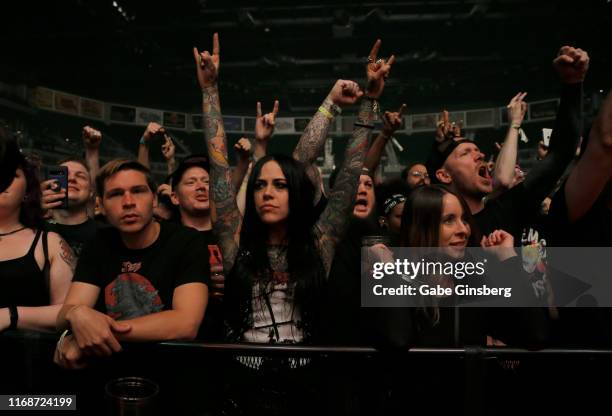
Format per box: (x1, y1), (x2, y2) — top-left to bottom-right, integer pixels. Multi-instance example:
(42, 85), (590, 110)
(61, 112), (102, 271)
(354, 198), (368, 208)
(477, 165), (491, 180)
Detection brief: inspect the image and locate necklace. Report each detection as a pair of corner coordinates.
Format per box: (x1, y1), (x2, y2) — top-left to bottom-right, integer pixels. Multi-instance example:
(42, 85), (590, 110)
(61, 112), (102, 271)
(0, 226), (27, 240)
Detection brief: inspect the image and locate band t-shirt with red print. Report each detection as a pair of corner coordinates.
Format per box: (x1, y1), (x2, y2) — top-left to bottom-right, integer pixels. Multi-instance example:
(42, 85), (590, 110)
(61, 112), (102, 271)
(73, 221), (210, 320)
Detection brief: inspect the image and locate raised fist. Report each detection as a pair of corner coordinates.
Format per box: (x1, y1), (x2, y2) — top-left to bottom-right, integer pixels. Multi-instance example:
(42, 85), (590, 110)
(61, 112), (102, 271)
(553, 46), (589, 84)
(328, 80), (363, 107)
(142, 122), (165, 143)
(82, 126), (102, 150)
(234, 137), (253, 161)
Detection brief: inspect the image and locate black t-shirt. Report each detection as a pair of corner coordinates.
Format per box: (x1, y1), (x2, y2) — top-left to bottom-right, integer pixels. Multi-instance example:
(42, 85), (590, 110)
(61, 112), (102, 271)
(544, 183), (612, 347)
(476, 185), (554, 304)
(475, 184), (540, 241)
(324, 217), (379, 345)
(73, 221), (210, 320)
(46, 217), (99, 258)
(548, 184), (612, 247)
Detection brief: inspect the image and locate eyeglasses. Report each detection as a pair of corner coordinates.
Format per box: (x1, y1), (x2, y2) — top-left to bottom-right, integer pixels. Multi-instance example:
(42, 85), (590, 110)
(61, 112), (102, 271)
(410, 171), (429, 179)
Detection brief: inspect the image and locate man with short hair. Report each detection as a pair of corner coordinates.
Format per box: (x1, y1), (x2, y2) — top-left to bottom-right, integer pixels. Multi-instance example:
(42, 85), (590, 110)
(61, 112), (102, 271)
(54, 159), (209, 368)
(42, 157), (97, 257)
(170, 155), (212, 231)
(42, 126), (102, 257)
(427, 46), (589, 240)
(170, 155), (225, 340)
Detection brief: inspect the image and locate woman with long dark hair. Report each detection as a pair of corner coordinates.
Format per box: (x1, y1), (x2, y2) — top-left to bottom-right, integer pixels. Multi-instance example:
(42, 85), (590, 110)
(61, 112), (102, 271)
(382, 184), (548, 347)
(0, 130), (74, 333)
(194, 34), (394, 416)
(194, 35), (392, 345)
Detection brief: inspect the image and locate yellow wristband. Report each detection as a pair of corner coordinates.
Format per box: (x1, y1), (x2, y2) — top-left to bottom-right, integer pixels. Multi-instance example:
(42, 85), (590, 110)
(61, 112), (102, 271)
(318, 106), (334, 120)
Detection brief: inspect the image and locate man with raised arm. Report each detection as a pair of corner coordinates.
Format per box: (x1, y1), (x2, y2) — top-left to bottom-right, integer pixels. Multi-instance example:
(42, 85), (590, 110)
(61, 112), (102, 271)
(42, 126), (102, 257)
(427, 46), (589, 240)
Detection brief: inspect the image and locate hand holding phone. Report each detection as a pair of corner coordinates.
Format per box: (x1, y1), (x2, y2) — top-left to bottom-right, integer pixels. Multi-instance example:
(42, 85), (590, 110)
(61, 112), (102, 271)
(41, 166), (69, 210)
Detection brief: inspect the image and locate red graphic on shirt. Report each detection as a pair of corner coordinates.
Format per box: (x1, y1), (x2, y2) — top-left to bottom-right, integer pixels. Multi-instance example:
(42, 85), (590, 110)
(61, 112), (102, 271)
(208, 245), (223, 267)
(105, 273), (163, 320)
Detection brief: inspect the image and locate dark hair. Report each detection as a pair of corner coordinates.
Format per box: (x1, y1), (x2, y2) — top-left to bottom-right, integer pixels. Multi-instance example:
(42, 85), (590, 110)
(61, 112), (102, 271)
(399, 184), (479, 247)
(226, 154), (324, 342)
(19, 157), (44, 229)
(401, 162), (428, 182)
(170, 154), (210, 188)
(96, 159), (156, 197)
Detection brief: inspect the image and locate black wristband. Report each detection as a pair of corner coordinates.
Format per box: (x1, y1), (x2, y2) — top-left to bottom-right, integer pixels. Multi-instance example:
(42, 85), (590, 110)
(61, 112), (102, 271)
(8, 306), (18, 330)
(354, 122), (374, 129)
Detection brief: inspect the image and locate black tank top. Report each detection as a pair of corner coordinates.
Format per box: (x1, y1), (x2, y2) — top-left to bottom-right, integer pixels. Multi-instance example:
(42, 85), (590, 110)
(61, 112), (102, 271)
(0, 230), (50, 307)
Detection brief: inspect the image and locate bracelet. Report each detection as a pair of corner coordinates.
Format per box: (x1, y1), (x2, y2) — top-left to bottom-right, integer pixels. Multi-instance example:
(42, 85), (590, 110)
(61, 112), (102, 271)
(139, 135), (147, 145)
(318, 106), (334, 120)
(364, 96), (380, 120)
(511, 124), (521, 130)
(57, 329), (71, 352)
(8, 305), (18, 330)
(354, 122), (374, 129)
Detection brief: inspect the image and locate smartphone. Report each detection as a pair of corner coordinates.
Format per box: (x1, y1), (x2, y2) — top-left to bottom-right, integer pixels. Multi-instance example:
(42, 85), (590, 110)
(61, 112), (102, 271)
(47, 166), (69, 209)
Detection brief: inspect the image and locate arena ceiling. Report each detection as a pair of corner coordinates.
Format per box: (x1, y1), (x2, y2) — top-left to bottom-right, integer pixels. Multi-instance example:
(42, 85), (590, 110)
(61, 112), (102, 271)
(2, 0), (611, 115)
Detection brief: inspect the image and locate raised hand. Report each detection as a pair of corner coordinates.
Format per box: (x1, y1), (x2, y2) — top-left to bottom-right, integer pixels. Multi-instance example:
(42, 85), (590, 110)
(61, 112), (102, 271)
(435, 110), (462, 142)
(142, 122), (165, 143)
(156, 183), (172, 198)
(507, 92), (528, 126)
(382, 104), (407, 136)
(327, 80), (363, 107)
(193, 33), (220, 89)
(365, 39), (395, 99)
(161, 134), (175, 161)
(234, 137), (253, 161)
(255, 100), (279, 141)
(553, 46), (589, 84)
(480, 229), (516, 261)
(82, 126), (102, 150)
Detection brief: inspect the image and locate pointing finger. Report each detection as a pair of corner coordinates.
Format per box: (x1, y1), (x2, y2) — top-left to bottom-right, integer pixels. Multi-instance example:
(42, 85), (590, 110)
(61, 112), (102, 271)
(212, 33), (220, 55)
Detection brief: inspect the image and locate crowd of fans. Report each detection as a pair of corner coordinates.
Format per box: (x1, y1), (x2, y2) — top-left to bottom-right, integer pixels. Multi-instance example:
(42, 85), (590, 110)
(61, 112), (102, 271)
(1, 35), (611, 413)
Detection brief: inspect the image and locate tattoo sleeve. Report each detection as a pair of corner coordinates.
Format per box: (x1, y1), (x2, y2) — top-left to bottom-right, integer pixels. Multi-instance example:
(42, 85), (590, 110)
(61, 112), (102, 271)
(293, 97), (338, 203)
(315, 98), (374, 276)
(59, 239), (77, 273)
(202, 85), (241, 272)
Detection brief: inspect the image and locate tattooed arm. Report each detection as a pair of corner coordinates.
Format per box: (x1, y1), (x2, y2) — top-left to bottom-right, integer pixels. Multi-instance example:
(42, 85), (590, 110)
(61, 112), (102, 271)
(315, 39), (395, 276)
(293, 80), (362, 202)
(315, 99), (374, 275)
(0, 232), (73, 333)
(194, 34), (241, 272)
